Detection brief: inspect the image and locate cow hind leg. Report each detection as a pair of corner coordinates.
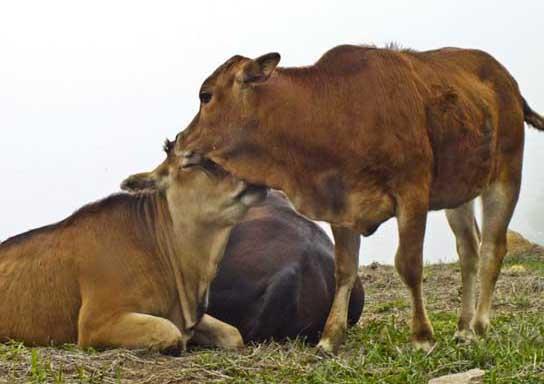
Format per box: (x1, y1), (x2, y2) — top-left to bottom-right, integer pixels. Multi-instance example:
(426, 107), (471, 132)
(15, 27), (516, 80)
(245, 265), (300, 342)
(445, 201), (480, 341)
(78, 312), (185, 355)
(394, 191), (434, 350)
(473, 175), (520, 335)
(316, 226), (360, 354)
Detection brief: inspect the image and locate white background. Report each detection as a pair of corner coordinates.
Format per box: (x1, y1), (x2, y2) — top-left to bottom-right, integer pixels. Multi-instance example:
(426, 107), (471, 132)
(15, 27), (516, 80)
(1, 0), (543, 264)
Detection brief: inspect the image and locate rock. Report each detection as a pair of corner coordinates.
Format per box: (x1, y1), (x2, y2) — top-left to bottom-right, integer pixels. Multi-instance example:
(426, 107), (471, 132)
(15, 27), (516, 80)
(369, 261), (380, 270)
(507, 230), (541, 257)
(428, 369), (485, 384)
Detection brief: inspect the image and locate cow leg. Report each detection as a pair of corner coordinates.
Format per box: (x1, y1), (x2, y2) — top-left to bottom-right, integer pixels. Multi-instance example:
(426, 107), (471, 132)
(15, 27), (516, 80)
(191, 314), (243, 349)
(78, 312), (185, 354)
(473, 177), (520, 335)
(394, 192), (434, 350)
(445, 200), (480, 340)
(317, 226), (360, 354)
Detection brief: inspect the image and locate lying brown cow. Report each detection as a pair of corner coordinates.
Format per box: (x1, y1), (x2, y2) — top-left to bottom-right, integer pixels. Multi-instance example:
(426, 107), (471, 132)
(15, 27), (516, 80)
(0, 140), (265, 353)
(176, 44), (544, 353)
(208, 191), (364, 343)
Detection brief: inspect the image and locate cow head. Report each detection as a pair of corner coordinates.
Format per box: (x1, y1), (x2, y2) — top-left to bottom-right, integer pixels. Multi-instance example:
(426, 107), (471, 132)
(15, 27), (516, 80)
(121, 139), (267, 225)
(175, 53), (289, 189)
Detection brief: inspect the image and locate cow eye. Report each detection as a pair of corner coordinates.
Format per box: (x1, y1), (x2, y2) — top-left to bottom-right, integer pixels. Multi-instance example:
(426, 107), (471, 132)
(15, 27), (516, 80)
(199, 91), (212, 104)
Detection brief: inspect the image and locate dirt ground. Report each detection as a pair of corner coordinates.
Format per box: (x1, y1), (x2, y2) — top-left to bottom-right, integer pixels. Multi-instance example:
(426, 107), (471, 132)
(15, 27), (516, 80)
(1, 230), (543, 383)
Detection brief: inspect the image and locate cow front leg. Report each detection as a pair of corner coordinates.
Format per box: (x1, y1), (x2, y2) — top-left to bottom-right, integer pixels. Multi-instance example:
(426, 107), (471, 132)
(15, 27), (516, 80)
(78, 312), (186, 355)
(191, 314), (243, 349)
(317, 226), (360, 355)
(394, 193), (434, 350)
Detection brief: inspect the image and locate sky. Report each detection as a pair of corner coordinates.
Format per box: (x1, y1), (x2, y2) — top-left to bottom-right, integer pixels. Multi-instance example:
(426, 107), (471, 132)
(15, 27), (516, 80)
(1, 0), (543, 265)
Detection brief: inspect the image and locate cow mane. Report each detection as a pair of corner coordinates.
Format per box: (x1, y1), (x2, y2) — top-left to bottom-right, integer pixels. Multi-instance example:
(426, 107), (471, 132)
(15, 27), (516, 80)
(0, 192), (157, 249)
(384, 42), (418, 53)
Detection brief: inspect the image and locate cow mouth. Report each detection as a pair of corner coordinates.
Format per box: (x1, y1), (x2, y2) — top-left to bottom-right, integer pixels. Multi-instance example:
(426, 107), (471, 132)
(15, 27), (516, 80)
(179, 151), (268, 204)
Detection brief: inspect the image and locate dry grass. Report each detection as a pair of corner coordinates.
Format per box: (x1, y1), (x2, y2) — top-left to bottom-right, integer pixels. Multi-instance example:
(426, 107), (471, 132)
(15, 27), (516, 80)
(1, 232), (543, 383)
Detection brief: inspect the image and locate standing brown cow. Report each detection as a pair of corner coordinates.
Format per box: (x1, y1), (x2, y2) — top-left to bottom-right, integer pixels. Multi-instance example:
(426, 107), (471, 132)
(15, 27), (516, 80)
(175, 44), (544, 353)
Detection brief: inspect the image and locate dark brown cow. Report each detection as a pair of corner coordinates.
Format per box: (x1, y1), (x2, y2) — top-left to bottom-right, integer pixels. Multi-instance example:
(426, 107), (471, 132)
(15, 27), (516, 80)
(175, 44), (544, 353)
(208, 191), (364, 343)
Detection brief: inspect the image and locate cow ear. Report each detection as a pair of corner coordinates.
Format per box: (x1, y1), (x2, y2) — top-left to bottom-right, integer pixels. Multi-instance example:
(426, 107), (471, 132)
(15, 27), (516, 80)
(120, 172), (157, 193)
(242, 52), (281, 83)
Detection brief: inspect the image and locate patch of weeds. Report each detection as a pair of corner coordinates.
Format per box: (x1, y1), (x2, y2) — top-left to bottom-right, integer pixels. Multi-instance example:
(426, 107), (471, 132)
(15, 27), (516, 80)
(30, 349), (49, 383)
(511, 292), (532, 309)
(505, 251), (544, 276)
(373, 299), (410, 313)
(0, 340), (25, 361)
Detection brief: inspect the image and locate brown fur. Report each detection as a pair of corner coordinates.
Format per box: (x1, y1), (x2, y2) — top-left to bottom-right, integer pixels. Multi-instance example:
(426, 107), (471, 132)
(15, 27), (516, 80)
(0, 145), (265, 352)
(176, 44), (543, 353)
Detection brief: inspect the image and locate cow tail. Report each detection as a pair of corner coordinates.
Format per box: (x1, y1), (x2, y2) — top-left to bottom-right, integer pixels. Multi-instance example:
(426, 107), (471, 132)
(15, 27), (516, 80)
(523, 97), (544, 130)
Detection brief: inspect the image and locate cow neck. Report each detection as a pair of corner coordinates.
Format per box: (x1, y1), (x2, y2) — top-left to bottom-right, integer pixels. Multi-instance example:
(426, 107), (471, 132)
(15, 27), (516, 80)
(151, 193), (232, 332)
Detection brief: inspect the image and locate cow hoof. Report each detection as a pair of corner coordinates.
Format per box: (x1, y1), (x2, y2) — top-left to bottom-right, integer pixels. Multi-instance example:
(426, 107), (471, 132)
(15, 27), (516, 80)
(160, 336), (186, 357)
(412, 326), (435, 353)
(316, 345), (336, 358)
(472, 318), (490, 336)
(161, 343), (183, 357)
(454, 329), (476, 343)
(412, 339), (434, 353)
(316, 339), (338, 357)
(220, 330), (244, 350)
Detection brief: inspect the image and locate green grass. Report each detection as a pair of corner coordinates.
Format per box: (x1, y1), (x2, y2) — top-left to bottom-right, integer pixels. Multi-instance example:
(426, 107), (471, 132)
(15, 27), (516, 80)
(9, 312), (540, 383)
(505, 250), (544, 276)
(199, 311), (542, 383)
(1, 251), (543, 383)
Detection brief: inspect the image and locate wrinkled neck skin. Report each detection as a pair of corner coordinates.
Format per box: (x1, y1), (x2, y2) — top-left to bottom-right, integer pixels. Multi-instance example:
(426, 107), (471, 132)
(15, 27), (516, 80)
(165, 197), (233, 331)
(146, 194), (233, 332)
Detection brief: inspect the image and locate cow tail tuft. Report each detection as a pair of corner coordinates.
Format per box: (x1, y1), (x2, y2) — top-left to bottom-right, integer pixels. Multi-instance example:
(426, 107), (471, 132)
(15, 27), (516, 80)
(523, 97), (544, 130)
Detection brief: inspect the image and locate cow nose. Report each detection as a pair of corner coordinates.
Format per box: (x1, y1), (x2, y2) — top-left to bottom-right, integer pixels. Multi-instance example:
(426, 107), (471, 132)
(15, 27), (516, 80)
(180, 150), (203, 168)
